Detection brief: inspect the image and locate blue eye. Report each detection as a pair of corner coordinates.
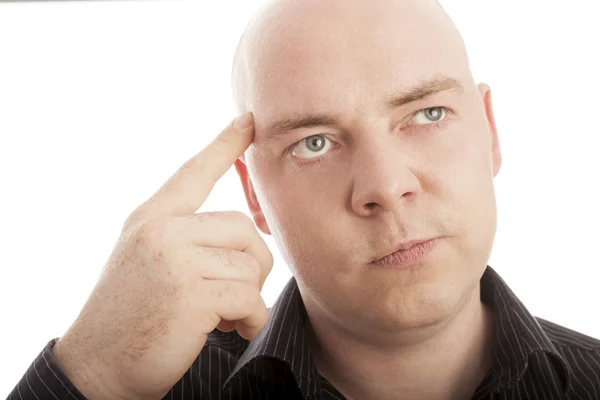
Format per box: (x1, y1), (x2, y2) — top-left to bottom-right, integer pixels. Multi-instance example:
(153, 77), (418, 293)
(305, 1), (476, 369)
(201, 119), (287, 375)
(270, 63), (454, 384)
(289, 107), (449, 163)
(291, 135), (333, 160)
(413, 107), (447, 125)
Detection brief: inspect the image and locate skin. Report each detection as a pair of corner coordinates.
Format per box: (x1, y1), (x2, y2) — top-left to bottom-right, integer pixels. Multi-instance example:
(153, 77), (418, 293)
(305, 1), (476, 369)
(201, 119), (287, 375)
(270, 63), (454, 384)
(232, 0), (502, 399)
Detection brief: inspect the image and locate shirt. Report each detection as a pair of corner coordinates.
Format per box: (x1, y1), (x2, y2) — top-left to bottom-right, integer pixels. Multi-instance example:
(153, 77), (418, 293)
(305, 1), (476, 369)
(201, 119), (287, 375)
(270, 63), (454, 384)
(8, 265), (600, 399)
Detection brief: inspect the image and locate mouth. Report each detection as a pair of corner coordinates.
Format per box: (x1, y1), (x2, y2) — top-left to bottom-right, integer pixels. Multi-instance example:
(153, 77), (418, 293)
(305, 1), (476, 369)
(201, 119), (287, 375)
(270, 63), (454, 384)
(372, 237), (440, 268)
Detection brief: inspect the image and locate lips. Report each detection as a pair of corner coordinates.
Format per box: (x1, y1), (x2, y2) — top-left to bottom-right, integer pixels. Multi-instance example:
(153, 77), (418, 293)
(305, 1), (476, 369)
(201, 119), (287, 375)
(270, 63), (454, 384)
(374, 238), (437, 262)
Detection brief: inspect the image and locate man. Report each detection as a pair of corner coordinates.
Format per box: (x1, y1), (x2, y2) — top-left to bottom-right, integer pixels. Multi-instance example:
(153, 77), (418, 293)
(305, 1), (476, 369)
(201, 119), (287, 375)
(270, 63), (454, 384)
(8, 0), (600, 399)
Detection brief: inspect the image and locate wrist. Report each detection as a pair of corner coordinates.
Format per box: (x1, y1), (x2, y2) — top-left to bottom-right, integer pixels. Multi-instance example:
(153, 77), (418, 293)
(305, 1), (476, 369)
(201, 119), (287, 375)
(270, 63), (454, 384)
(52, 337), (130, 400)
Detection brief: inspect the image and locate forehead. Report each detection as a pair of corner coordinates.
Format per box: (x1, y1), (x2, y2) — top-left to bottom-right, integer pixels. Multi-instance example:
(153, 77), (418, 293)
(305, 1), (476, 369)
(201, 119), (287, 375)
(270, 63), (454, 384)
(245, 1), (467, 121)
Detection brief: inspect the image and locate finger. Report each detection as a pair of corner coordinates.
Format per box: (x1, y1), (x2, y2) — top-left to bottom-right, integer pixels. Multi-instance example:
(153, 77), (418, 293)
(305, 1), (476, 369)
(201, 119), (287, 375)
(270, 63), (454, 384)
(216, 320), (236, 333)
(186, 212), (274, 289)
(207, 280), (269, 338)
(235, 297), (269, 340)
(141, 113), (255, 217)
(195, 247), (261, 286)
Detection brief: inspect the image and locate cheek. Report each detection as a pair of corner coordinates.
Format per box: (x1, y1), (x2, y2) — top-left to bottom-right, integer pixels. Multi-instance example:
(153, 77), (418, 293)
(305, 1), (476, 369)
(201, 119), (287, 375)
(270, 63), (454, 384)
(255, 169), (348, 268)
(438, 116), (493, 186)
(442, 127), (497, 259)
(268, 179), (340, 238)
(259, 154), (347, 216)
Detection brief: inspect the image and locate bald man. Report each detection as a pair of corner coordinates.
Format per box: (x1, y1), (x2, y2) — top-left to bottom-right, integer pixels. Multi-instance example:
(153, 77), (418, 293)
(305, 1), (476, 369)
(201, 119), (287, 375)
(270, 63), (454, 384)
(10, 1), (600, 399)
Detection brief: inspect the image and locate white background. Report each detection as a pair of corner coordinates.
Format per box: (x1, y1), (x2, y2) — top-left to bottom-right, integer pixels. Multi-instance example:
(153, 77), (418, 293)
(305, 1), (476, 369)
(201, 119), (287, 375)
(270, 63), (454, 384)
(1, 0), (599, 395)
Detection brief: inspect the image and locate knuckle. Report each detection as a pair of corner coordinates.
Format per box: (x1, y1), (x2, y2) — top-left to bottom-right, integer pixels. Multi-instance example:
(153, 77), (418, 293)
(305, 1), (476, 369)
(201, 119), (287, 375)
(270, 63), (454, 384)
(195, 211), (222, 224)
(227, 210), (254, 228)
(135, 217), (170, 247)
(254, 295), (269, 318)
(212, 281), (237, 303)
(219, 250), (256, 279)
(215, 249), (238, 270)
(265, 249), (275, 269)
(200, 210), (254, 231)
(228, 252), (260, 282)
(245, 255), (262, 280)
(180, 155), (202, 174)
(240, 283), (258, 308)
(211, 134), (232, 155)
(214, 281), (256, 311)
(124, 207), (147, 231)
(248, 291), (267, 318)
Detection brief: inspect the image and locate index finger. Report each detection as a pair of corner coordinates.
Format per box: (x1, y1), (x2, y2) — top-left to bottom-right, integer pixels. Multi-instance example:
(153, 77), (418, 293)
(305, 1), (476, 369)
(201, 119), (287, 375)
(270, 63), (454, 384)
(142, 113), (255, 217)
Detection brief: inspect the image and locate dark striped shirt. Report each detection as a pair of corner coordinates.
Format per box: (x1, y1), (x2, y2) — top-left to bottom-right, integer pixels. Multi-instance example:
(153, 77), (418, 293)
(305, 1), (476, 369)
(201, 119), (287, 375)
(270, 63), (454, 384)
(8, 265), (600, 399)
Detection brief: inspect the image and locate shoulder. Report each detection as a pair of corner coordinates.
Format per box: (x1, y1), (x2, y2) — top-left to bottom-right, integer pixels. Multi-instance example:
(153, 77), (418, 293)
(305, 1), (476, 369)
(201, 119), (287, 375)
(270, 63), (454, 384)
(536, 317), (600, 397)
(537, 317), (600, 351)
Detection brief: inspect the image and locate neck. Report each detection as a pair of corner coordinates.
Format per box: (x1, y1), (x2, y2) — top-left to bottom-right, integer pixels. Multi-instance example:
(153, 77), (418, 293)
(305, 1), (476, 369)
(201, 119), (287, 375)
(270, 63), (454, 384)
(303, 283), (496, 400)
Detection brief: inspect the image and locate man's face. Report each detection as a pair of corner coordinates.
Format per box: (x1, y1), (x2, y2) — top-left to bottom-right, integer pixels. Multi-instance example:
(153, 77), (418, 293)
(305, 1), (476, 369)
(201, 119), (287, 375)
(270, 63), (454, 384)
(235, 0), (502, 331)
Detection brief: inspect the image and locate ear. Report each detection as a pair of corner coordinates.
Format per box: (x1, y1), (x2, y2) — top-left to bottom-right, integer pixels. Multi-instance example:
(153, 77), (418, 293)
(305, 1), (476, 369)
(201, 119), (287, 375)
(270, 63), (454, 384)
(478, 83), (502, 178)
(234, 156), (271, 235)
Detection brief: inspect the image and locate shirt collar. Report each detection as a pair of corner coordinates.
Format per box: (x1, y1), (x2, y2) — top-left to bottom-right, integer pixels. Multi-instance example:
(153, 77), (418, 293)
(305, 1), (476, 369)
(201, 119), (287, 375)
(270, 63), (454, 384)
(480, 266), (572, 394)
(223, 265), (572, 398)
(223, 277), (321, 398)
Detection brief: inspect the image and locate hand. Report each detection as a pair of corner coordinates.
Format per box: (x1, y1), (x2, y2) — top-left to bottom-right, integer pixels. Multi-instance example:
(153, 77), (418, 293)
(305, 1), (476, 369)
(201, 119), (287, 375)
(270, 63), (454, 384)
(52, 113), (273, 400)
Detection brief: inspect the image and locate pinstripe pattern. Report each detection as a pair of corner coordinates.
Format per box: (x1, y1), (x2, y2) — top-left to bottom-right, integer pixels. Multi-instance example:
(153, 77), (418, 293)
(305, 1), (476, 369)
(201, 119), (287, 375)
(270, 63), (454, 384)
(8, 265), (600, 399)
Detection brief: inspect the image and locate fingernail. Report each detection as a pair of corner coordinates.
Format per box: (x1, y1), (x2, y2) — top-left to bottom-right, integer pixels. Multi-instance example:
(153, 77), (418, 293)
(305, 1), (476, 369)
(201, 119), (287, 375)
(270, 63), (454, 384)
(234, 113), (253, 130)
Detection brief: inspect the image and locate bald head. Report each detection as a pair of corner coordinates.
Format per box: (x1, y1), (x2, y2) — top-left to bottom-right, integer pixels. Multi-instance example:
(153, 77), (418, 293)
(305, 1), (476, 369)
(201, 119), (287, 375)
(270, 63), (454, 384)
(231, 0), (468, 115)
(231, 0), (502, 350)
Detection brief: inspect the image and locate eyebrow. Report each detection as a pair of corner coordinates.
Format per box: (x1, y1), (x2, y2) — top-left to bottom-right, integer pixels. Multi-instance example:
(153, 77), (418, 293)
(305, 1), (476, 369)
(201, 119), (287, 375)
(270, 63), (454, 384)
(263, 75), (464, 137)
(384, 75), (464, 109)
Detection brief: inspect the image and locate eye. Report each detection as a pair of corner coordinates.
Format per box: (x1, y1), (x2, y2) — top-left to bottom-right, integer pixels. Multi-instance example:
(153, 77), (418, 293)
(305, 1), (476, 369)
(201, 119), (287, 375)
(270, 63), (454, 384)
(412, 107), (447, 125)
(291, 135), (333, 160)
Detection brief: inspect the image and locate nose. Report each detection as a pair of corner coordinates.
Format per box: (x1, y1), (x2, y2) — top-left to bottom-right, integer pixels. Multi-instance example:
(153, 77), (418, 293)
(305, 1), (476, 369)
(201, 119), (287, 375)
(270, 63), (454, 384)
(350, 137), (422, 217)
